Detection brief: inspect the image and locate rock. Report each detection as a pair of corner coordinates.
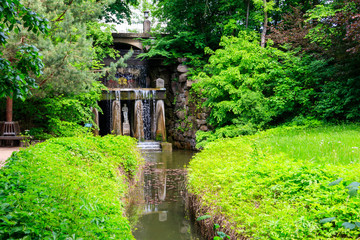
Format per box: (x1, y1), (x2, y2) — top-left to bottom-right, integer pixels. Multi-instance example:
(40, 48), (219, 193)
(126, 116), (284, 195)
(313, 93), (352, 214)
(190, 139), (197, 149)
(177, 57), (187, 63)
(179, 73), (187, 83)
(177, 64), (189, 73)
(185, 96), (189, 105)
(171, 73), (178, 81)
(176, 110), (186, 120)
(184, 142), (192, 150)
(176, 134), (185, 142)
(172, 82), (184, 94)
(165, 98), (172, 107)
(200, 113), (207, 120)
(196, 120), (207, 126)
(200, 125), (208, 131)
(188, 116), (195, 122)
(156, 78), (165, 88)
(184, 131), (191, 137)
(176, 93), (185, 104)
(173, 141), (182, 149)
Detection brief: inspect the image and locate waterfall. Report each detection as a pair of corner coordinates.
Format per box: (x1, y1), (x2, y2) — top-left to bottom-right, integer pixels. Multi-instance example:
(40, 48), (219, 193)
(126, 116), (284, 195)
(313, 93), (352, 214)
(143, 91), (151, 140)
(133, 90), (152, 141)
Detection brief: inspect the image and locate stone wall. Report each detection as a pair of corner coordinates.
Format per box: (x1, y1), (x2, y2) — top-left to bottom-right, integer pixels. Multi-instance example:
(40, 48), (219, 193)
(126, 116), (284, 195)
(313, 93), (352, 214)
(148, 59), (210, 150)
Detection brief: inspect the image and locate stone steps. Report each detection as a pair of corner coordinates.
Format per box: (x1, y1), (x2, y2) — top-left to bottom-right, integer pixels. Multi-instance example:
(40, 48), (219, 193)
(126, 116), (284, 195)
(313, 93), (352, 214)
(137, 141), (162, 152)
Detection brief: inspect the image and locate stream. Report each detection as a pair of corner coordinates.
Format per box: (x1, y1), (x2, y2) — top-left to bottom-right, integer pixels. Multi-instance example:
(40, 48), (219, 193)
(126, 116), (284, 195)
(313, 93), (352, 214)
(131, 150), (202, 240)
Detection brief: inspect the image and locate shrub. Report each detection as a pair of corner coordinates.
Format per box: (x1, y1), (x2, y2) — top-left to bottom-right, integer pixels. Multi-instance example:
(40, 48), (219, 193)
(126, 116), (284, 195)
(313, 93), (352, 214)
(0, 135), (142, 239)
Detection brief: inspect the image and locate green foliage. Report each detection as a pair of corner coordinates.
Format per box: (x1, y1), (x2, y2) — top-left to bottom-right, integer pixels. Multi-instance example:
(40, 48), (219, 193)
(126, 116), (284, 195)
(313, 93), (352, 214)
(0, 0), (49, 99)
(193, 31), (331, 144)
(11, 82), (102, 139)
(142, 0), (280, 65)
(196, 124), (257, 149)
(87, 22), (121, 70)
(102, 0), (139, 24)
(196, 215), (212, 221)
(188, 125), (360, 239)
(0, 135), (142, 239)
(106, 49), (134, 81)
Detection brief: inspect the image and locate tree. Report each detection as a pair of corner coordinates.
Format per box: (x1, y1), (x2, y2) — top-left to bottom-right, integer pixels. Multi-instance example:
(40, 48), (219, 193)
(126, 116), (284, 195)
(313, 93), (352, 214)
(0, 0), (49, 122)
(2, 0), (138, 135)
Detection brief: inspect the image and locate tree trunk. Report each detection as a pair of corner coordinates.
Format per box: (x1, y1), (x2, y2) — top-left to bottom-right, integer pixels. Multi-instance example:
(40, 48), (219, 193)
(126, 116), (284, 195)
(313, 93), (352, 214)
(246, 0), (250, 29)
(6, 97), (13, 122)
(260, 0), (268, 48)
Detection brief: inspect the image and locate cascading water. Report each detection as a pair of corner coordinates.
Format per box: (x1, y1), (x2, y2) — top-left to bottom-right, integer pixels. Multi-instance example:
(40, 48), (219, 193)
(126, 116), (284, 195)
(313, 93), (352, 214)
(99, 50), (166, 143)
(133, 90), (157, 141)
(142, 91), (151, 140)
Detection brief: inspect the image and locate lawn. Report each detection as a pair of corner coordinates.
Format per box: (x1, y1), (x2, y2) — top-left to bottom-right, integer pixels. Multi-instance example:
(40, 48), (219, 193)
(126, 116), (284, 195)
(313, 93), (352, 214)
(188, 125), (360, 239)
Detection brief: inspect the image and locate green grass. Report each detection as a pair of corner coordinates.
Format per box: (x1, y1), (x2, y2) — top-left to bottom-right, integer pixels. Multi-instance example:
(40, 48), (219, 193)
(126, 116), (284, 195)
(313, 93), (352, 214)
(0, 135), (143, 240)
(256, 124), (360, 165)
(188, 124), (360, 239)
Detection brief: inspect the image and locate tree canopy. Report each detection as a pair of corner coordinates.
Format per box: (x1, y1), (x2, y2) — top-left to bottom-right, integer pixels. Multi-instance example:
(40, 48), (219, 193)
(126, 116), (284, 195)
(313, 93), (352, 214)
(0, 0), (49, 99)
(141, 0), (360, 142)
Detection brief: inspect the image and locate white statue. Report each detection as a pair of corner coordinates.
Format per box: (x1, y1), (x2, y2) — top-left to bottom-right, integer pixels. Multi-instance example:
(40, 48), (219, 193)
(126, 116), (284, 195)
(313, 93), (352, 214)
(122, 104), (129, 124)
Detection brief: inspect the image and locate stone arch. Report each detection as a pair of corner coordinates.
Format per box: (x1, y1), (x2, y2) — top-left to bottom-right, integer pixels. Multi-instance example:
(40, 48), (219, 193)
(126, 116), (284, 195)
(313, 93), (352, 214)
(113, 39), (142, 50)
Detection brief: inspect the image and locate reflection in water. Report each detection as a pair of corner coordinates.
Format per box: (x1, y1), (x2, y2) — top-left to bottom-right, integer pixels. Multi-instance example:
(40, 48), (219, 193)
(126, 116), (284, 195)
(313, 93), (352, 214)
(132, 151), (201, 240)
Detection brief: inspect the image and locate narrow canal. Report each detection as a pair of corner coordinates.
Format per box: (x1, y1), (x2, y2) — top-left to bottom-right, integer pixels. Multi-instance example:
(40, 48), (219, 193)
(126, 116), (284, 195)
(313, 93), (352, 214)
(131, 150), (202, 240)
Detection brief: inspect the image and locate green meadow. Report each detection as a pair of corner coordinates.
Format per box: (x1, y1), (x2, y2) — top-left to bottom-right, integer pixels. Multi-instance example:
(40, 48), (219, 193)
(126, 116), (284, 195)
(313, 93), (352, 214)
(188, 125), (360, 239)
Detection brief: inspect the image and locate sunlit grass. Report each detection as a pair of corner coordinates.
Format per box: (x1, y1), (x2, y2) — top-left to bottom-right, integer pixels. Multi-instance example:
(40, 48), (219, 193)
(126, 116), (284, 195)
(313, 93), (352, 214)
(254, 124), (360, 165)
(188, 124), (360, 239)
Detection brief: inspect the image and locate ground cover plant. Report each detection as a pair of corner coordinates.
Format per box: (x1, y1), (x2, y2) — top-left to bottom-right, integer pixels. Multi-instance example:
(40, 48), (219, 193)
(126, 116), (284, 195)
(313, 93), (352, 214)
(0, 135), (143, 239)
(188, 124), (360, 239)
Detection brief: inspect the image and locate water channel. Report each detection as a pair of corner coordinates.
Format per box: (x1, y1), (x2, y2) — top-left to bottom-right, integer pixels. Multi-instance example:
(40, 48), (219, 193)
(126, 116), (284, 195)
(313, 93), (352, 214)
(131, 150), (202, 240)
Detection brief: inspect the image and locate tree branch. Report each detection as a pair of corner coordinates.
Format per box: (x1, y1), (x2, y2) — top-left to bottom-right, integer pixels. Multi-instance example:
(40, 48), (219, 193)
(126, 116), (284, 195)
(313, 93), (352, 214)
(52, 0), (74, 22)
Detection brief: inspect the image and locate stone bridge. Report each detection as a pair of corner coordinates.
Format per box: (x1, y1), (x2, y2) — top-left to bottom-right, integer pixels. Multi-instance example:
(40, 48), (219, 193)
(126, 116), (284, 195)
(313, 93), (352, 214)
(112, 33), (151, 50)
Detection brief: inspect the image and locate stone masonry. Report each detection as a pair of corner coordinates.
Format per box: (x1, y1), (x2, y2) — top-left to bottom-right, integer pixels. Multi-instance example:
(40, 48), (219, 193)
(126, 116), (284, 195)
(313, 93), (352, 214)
(148, 58), (210, 150)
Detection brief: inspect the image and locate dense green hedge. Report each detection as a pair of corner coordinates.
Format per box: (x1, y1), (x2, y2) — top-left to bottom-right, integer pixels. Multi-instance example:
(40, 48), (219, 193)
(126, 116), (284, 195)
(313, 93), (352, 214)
(0, 135), (142, 239)
(188, 125), (360, 239)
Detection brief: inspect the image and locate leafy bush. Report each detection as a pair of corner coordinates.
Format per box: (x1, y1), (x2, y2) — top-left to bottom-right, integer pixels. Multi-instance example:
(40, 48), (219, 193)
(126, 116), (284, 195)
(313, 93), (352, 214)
(0, 135), (143, 239)
(188, 125), (360, 239)
(10, 82), (102, 139)
(196, 123), (257, 149)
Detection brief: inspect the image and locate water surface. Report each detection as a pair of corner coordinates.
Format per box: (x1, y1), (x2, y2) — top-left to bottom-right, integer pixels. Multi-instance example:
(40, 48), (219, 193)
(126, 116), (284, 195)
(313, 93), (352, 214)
(132, 150), (201, 240)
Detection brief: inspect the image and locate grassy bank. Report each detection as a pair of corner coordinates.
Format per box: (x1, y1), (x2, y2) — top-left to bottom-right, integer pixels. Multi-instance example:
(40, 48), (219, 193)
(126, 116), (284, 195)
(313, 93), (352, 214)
(0, 135), (143, 239)
(188, 125), (360, 239)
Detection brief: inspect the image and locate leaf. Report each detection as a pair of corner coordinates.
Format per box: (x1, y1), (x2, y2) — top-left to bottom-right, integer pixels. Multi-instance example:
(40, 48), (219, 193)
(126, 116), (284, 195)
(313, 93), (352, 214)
(348, 187), (358, 197)
(217, 231), (228, 239)
(342, 222), (356, 229)
(196, 215), (211, 221)
(319, 217), (335, 224)
(328, 178), (343, 186)
(346, 182), (360, 189)
(214, 223), (220, 230)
